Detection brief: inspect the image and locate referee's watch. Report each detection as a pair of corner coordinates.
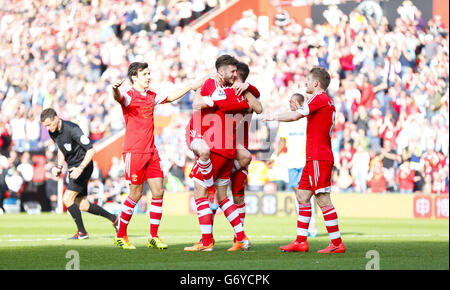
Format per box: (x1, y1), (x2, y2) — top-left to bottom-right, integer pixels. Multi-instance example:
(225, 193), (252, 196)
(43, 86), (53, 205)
(79, 165), (85, 170)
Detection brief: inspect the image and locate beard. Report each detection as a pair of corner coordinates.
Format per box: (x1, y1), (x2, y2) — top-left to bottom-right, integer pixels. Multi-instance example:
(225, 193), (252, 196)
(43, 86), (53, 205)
(223, 78), (234, 86)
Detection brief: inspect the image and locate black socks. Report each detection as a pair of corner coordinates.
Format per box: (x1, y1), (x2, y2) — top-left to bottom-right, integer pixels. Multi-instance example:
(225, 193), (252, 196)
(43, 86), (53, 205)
(67, 204), (87, 233)
(87, 203), (116, 223)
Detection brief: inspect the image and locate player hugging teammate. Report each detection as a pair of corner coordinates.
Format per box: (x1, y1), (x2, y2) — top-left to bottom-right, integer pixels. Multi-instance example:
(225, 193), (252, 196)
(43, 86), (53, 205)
(184, 55), (262, 251)
(109, 56), (344, 253)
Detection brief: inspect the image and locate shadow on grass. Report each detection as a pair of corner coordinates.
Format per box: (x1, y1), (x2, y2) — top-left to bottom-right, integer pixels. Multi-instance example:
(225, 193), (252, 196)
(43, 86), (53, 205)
(1, 239), (448, 270)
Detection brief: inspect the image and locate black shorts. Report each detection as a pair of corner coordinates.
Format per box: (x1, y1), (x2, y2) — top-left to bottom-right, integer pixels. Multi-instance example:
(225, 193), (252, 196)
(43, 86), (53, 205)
(66, 162), (93, 196)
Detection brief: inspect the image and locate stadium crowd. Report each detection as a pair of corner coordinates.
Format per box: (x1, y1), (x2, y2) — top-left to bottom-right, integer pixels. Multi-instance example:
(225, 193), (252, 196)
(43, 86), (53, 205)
(0, 0), (448, 212)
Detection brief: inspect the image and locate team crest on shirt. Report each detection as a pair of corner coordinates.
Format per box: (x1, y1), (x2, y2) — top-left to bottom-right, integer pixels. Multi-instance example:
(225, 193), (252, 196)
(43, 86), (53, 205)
(140, 105), (153, 119)
(64, 143), (72, 151)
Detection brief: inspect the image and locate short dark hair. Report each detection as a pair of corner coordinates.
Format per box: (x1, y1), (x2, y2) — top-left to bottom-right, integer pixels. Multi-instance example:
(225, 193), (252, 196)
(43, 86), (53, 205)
(310, 67), (331, 90)
(215, 54), (239, 71)
(128, 62), (148, 84)
(40, 108), (57, 122)
(291, 93), (305, 105)
(236, 62), (250, 82)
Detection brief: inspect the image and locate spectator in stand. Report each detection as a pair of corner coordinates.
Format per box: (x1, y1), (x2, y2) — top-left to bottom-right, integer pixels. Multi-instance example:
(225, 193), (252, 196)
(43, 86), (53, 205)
(396, 162), (415, 193)
(108, 156), (124, 181)
(0, 0), (448, 201)
(205, 0), (218, 13)
(89, 116), (106, 144)
(192, 0), (206, 20)
(339, 141), (355, 166)
(25, 109), (41, 152)
(354, 106), (370, 133)
(380, 139), (400, 191)
(17, 152), (34, 185)
(368, 162), (387, 193)
(352, 145), (370, 192)
(9, 108), (27, 153)
(44, 149), (59, 212)
(102, 176), (123, 211)
(176, 0), (193, 27)
(0, 121), (12, 157)
(4, 167), (23, 201)
(0, 155), (9, 213)
(336, 159), (354, 193)
(432, 170), (446, 194)
(353, 128), (370, 152)
(87, 178), (105, 206)
(423, 174), (433, 194)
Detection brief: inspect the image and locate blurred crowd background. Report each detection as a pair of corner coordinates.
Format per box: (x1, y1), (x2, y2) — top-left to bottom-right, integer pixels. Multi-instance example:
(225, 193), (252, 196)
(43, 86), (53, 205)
(0, 0), (448, 213)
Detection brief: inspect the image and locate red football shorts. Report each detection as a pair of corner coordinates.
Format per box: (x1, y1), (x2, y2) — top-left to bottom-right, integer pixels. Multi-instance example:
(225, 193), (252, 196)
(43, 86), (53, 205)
(123, 152), (164, 184)
(191, 152), (234, 188)
(298, 160), (334, 195)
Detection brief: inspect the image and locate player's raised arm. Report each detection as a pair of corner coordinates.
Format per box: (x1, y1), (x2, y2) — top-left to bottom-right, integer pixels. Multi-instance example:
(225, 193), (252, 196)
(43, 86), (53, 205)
(262, 93), (310, 122)
(245, 92), (263, 114)
(165, 84), (195, 103)
(192, 89), (213, 110)
(165, 72), (225, 104)
(112, 79), (125, 104)
(261, 110), (304, 122)
(163, 74), (209, 103)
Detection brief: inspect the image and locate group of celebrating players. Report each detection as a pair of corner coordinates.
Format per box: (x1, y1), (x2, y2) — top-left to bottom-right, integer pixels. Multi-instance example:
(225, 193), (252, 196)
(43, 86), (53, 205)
(40, 54), (345, 254)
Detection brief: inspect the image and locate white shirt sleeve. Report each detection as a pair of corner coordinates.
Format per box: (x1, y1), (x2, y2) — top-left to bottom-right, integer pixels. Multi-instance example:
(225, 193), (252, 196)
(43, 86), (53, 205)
(210, 86), (227, 101)
(122, 91), (132, 107)
(202, 96), (214, 107)
(154, 93), (168, 105)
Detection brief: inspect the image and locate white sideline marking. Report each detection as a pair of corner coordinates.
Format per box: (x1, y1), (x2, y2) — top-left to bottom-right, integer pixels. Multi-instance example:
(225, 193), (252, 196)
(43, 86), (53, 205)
(0, 233), (448, 243)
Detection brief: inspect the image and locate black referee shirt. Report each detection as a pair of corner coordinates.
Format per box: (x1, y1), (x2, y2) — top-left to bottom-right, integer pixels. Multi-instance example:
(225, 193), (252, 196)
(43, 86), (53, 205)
(49, 120), (93, 167)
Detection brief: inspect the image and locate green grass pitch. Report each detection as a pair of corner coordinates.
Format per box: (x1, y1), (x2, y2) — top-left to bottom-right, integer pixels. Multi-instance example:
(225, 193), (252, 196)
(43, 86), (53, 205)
(0, 213), (448, 270)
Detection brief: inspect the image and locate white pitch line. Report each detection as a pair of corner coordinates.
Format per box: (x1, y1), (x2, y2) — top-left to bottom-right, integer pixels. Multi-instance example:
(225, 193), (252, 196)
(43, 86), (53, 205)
(0, 233), (448, 243)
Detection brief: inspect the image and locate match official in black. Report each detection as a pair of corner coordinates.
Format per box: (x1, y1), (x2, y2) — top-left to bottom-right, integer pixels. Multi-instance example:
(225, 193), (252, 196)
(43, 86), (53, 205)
(40, 108), (119, 239)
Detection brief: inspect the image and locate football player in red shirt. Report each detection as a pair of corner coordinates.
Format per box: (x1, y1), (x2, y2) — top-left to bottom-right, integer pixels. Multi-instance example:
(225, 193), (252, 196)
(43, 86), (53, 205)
(184, 60), (262, 251)
(111, 62), (208, 249)
(184, 55), (259, 251)
(224, 62), (262, 247)
(230, 61), (262, 206)
(263, 67), (346, 253)
(186, 61), (261, 195)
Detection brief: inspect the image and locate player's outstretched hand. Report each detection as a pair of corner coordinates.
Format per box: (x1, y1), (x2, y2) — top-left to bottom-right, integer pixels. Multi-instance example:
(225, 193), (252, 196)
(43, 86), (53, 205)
(210, 72), (224, 85)
(68, 167), (83, 180)
(112, 79), (125, 90)
(112, 79), (125, 102)
(232, 82), (249, 96)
